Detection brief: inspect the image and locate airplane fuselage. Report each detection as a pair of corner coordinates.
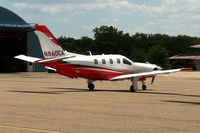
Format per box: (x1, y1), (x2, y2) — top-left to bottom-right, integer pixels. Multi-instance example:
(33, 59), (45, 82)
(42, 54), (160, 80)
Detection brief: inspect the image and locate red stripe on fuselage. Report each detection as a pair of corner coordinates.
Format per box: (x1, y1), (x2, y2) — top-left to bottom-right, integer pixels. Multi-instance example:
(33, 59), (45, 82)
(40, 61), (130, 80)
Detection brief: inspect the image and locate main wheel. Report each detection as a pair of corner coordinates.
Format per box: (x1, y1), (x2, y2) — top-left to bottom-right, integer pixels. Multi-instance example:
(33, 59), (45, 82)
(142, 84), (147, 90)
(88, 83), (94, 91)
(130, 85), (135, 92)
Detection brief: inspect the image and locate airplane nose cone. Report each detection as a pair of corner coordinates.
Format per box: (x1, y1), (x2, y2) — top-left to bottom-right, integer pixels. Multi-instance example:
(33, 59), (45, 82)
(158, 66), (162, 70)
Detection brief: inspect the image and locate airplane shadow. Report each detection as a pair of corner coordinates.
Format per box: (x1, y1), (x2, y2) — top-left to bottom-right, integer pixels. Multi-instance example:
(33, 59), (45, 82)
(8, 87), (130, 95)
(161, 100), (200, 106)
(8, 88), (200, 98)
(8, 90), (62, 94)
(47, 87), (130, 93)
(135, 91), (200, 98)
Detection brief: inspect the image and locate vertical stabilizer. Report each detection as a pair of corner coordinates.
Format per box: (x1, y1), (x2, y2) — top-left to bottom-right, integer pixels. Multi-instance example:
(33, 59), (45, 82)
(35, 24), (66, 59)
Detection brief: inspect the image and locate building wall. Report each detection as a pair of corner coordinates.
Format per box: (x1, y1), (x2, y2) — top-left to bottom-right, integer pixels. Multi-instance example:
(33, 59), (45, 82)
(0, 6), (45, 72)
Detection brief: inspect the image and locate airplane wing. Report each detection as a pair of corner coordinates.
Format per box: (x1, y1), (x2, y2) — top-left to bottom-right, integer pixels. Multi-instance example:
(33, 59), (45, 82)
(110, 68), (192, 81)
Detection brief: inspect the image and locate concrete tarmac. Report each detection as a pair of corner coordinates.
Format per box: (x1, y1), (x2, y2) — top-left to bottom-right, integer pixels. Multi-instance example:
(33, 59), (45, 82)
(0, 72), (200, 133)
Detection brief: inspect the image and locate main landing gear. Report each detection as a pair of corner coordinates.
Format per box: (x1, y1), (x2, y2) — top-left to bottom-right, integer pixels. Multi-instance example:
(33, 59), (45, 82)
(130, 85), (135, 92)
(88, 83), (95, 91)
(88, 80), (95, 91)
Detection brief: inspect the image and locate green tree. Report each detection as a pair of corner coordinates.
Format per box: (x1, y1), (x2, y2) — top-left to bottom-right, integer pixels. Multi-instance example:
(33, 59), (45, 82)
(147, 45), (170, 69)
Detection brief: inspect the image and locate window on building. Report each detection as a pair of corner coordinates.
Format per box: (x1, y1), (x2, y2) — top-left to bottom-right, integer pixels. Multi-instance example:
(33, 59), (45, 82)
(94, 59), (98, 64)
(109, 59), (113, 64)
(102, 59), (106, 64)
(117, 58), (120, 64)
(123, 58), (132, 65)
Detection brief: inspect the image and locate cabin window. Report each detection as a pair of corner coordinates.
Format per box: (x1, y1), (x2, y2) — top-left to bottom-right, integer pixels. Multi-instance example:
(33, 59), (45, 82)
(94, 59), (98, 64)
(109, 59), (113, 64)
(123, 58), (132, 65)
(117, 58), (120, 64)
(102, 59), (106, 64)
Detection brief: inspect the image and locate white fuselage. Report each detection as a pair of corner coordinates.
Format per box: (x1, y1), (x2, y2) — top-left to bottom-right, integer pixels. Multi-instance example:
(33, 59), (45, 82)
(62, 54), (161, 73)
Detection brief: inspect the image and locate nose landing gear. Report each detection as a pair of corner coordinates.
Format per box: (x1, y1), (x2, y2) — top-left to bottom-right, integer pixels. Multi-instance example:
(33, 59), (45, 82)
(130, 79), (147, 92)
(142, 81), (147, 90)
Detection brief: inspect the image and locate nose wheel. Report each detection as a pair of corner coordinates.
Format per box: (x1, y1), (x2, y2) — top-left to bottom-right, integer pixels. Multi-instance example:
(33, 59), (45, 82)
(142, 84), (147, 90)
(142, 81), (147, 90)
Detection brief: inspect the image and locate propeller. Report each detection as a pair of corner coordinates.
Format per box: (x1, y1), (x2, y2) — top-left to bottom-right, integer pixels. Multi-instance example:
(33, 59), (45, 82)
(151, 76), (156, 84)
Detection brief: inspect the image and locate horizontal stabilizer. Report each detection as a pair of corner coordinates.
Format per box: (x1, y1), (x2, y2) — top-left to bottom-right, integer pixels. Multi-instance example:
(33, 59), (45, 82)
(14, 55), (41, 63)
(36, 55), (76, 63)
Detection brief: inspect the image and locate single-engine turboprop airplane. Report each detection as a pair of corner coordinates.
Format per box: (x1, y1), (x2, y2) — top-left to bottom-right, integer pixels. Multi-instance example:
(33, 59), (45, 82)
(15, 25), (191, 92)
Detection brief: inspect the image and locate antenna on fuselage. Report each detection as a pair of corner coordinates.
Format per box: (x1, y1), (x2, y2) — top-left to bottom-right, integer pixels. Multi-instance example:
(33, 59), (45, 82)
(88, 51), (92, 56)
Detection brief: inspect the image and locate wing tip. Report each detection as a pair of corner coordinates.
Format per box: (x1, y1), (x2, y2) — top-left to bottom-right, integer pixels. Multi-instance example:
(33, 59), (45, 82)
(181, 67), (193, 71)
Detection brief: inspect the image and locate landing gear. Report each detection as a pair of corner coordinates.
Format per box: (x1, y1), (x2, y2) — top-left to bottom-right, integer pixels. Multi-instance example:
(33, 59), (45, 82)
(130, 85), (135, 92)
(142, 84), (147, 90)
(130, 78), (139, 92)
(87, 80), (95, 91)
(88, 83), (94, 91)
(142, 82), (147, 90)
(129, 79), (147, 92)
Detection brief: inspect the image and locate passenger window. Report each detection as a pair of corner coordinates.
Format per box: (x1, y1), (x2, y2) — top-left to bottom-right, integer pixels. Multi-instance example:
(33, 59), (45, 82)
(117, 58), (120, 64)
(109, 59), (113, 64)
(94, 59), (98, 64)
(123, 58), (132, 65)
(102, 59), (106, 64)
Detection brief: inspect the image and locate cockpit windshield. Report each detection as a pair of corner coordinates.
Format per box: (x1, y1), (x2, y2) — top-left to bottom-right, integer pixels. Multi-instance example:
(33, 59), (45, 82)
(123, 58), (132, 65)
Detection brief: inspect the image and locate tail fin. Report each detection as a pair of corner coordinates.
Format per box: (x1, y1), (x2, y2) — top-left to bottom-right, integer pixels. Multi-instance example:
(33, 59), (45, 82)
(35, 24), (66, 59)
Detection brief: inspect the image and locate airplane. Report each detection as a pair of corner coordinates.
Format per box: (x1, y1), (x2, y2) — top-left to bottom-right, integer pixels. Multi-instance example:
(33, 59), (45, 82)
(169, 45), (200, 70)
(15, 24), (192, 92)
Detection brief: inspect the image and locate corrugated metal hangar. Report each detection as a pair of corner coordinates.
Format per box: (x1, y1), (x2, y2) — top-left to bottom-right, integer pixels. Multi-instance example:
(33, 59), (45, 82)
(0, 6), (44, 72)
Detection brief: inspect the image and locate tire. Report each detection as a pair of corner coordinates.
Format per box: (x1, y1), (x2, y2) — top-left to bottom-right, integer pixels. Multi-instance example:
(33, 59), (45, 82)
(142, 84), (147, 90)
(88, 83), (94, 91)
(130, 85), (135, 92)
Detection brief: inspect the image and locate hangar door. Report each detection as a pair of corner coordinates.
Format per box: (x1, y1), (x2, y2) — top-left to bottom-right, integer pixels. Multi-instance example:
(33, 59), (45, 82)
(0, 30), (27, 72)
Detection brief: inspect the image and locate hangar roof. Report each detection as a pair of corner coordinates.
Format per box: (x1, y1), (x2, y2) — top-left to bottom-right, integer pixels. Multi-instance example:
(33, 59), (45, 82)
(0, 6), (26, 24)
(0, 6), (35, 31)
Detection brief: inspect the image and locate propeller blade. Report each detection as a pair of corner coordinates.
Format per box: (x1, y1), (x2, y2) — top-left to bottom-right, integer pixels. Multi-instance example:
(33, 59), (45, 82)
(151, 76), (156, 84)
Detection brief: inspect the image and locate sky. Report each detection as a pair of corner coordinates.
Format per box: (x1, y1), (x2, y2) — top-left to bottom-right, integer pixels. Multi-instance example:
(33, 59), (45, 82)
(1, 0), (200, 38)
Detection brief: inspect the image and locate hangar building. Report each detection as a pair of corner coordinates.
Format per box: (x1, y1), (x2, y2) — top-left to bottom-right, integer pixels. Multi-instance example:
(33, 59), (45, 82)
(0, 6), (44, 72)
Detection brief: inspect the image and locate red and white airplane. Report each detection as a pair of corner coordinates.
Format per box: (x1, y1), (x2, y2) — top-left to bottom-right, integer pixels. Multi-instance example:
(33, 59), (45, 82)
(15, 25), (191, 92)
